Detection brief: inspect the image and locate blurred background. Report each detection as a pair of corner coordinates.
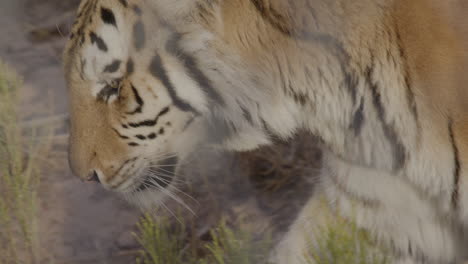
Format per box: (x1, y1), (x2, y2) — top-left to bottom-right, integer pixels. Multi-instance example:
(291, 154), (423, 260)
(0, 1), (323, 263)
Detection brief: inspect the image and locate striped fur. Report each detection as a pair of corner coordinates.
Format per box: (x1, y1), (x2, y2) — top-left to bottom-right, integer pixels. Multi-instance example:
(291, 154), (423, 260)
(63, 0), (468, 263)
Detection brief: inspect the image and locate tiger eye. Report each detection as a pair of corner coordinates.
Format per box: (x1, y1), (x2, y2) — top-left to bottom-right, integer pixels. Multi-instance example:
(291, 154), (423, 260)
(110, 79), (120, 88)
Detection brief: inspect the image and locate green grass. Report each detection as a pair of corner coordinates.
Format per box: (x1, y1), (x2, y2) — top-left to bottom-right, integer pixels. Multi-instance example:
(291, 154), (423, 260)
(135, 213), (188, 264)
(134, 214), (272, 264)
(0, 60), (54, 264)
(305, 201), (390, 264)
(202, 220), (272, 264)
(135, 203), (390, 264)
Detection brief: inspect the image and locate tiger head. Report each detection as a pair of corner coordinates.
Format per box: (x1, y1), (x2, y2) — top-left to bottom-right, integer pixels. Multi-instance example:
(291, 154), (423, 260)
(63, 0), (271, 207)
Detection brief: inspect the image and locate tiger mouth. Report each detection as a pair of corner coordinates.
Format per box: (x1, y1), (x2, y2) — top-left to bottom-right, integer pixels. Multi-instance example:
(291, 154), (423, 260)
(134, 156), (178, 192)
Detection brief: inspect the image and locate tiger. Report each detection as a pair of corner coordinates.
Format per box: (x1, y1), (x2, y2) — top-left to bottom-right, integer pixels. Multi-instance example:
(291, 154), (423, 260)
(63, 0), (468, 263)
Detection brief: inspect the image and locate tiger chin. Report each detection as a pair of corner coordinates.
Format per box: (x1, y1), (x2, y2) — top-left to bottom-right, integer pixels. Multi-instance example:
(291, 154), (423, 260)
(63, 0), (468, 263)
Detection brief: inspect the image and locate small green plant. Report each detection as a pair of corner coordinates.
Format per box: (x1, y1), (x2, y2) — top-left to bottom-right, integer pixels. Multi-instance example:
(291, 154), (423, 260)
(134, 201), (390, 264)
(135, 213), (188, 264)
(0, 61), (36, 263)
(0, 60), (54, 264)
(134, 213), (273, 264)
(305, 202), (389, 264)
(203, 220), (272, 264)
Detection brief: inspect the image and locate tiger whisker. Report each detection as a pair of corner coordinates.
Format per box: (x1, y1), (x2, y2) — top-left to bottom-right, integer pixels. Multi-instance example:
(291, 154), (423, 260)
(146, 169), (186, 184)
(148, 178), (196, 217)
(146, 170), (199, 206)
(148, 166), (181, 177)
(145, 165), (183, 177)
(159, 202), (185, 226)
(146, 164), (179, 167)
(144, 152), (178, 161)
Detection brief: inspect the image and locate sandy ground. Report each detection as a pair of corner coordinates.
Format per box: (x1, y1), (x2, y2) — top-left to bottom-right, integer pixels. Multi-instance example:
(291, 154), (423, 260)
(0, 1), (321, 263)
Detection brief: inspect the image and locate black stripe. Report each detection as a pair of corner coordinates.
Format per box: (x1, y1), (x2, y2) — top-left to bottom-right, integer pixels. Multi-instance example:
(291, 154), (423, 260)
(403, 73), (417, 120)
(111, 159), (131, 179)
(351, 98), (365, 136)
(249, 0), (292, 36)
(90, 32), (108, 51)
(127, 106), (170, 128)
(147, 133), (157, 139)
(67, 0), (97, 57)
(291, 90), (307, 105)
(182, 116), (197, 132)
(366, 65), (406, 171)
(103, 59), (121, 73)
(100, 7), (117, 27)
(108, 157), (137, 181)
(125, 84), (144, 115)
(135, 135), (146, 140)
(449, 120), (461, 210)
(239, 103), (254, 125)
(112, 128), (129, 139)
(118, 0), (128, 8)
(344, 72), (358, 104)
(396, 30), (419, 126)
(306, 34), (356, 104)
(149, 54), (199, 113)
(126, 58), (134, 75)
(80, 0), (95, 25)
(274, 54), (307, 106)
(195, 1), (217, 25)
(261, 118), (274, 137)
(166, 32), (225, 106)
(133, 20), (145, 51)
(128, 142), (139, 147)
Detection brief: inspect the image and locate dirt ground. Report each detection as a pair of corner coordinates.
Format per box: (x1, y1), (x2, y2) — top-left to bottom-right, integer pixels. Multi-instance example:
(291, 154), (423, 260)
(0, 1), (322, 263)
(0, 1), (141, 263)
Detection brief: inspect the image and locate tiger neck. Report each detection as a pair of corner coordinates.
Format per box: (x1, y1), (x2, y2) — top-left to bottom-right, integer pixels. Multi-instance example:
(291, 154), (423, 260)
(201, 0), (419, 171)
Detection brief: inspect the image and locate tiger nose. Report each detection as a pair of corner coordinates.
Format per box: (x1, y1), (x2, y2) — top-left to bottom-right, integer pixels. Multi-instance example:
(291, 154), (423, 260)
(85, 170), (101, 183)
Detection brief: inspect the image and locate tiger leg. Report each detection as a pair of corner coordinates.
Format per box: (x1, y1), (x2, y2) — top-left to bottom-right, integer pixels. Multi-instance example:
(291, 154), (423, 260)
(321, 152), (463, 264)
(269, 189), (426, 264)
(269, 191), (329, 264)
(271, 150), (462, 264)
